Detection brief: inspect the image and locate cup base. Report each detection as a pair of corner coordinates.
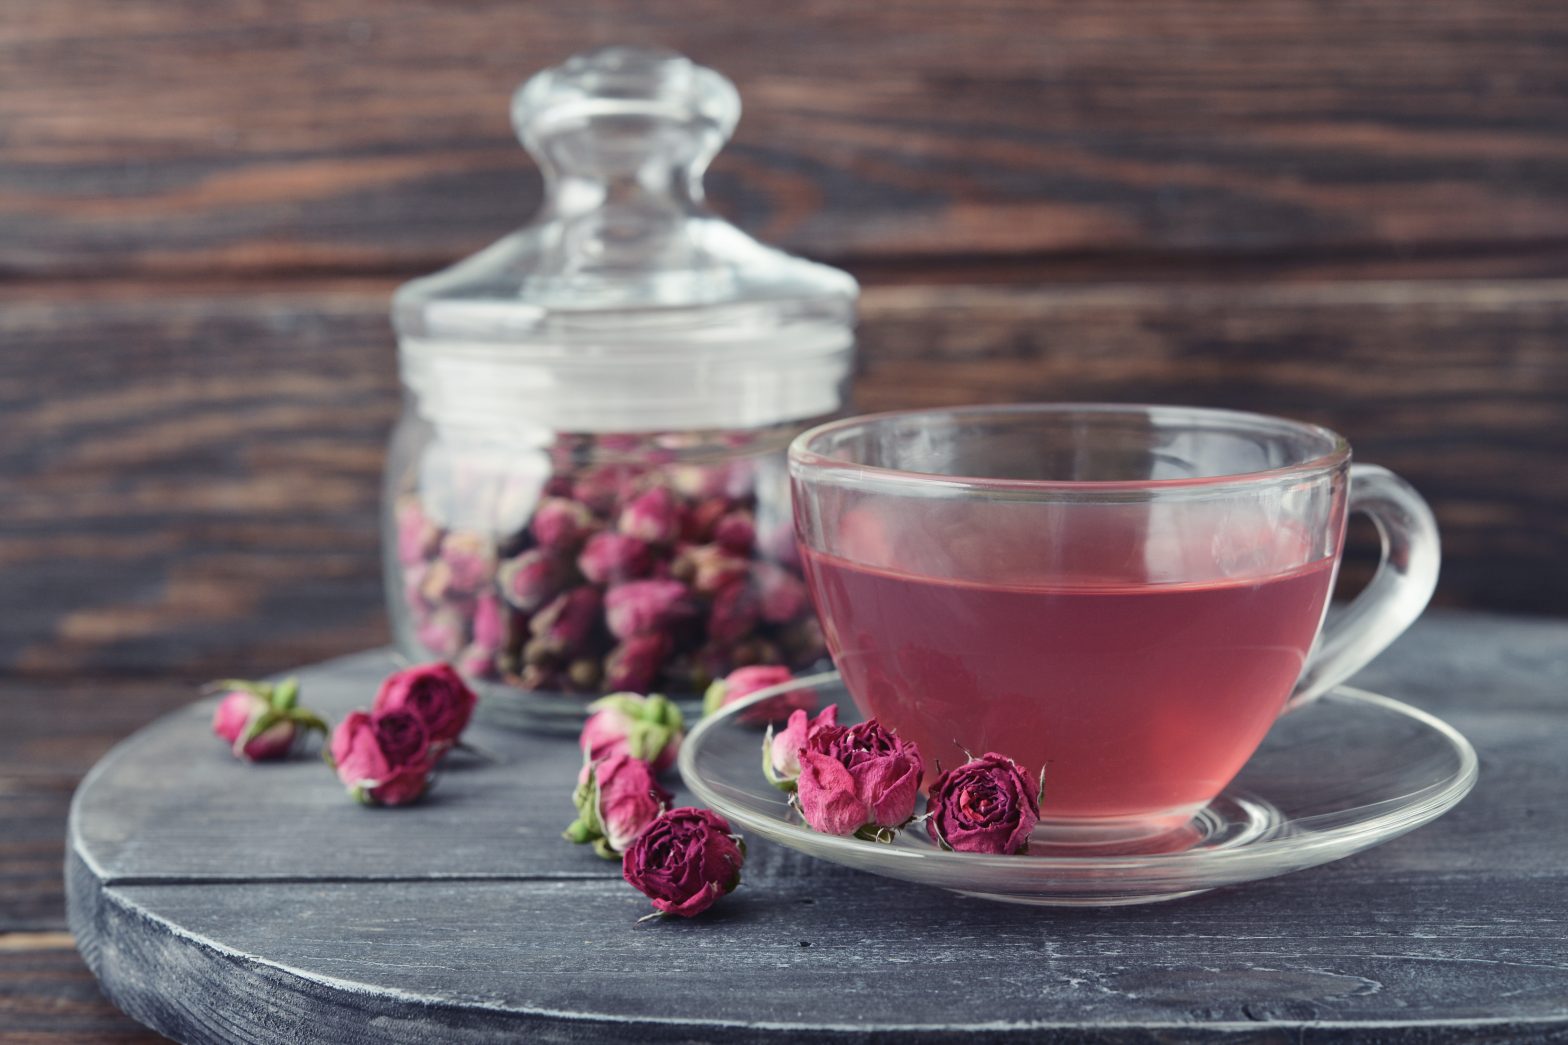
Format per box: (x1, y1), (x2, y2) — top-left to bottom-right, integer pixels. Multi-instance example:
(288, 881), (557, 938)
(1028, 797), (1281, 858)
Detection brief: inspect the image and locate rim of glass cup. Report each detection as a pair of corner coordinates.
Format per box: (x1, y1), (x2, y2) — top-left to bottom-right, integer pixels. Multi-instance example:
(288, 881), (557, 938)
(789, 403), (1351, 496)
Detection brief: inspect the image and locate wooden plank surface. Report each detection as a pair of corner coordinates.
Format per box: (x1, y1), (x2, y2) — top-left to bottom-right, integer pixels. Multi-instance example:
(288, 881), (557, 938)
(62, 611), (1568, 1043)
(4, 278), (1564, 693)
(3, 1), (1568, 278)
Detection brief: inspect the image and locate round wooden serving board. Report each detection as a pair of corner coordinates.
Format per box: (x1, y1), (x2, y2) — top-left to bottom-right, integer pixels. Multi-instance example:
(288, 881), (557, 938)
(67, 615), (1568, 1043)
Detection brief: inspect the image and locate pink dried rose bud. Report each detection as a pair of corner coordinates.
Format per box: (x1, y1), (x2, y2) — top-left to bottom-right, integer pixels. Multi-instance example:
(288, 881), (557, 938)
(563, 752), (674, 859)
(209, 676), (326, 762)
(328, 709), (437, 807)
(577, 532), (653, 585)
(603, 633), (672, 694)
(763, 704), (839, 791)
(530, 587), (604, 658)
(713, 510), (756, 555)
(707, 583), (761, 646)
(395, 497), (443, 566)
(704, 664), (815, 725)
(618, 486), (682, 545)
(498, 549), (570, 613)
(455, 644), (498, 680)
(372, 663), (478, 754)
(926, 752), (1044, 855)
(675, 543), (750, 596)
(532, 497), (598, 552)
(581, 692), (686, 773)
(414, 606), (467, 659)
(436, 532), (497, 596)
(470, 593), (507, 654)
(795, 720), (924, 841)
(572, 464), (641, 515)
(753, 562), (810, 624)
(604, 579), (692, 641)
(622, 807), (746, 919)
(682, 497), (732, 543)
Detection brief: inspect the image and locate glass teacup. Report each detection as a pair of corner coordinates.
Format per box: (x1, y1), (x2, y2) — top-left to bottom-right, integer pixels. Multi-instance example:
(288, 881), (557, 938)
(790, 404), (1439, 843)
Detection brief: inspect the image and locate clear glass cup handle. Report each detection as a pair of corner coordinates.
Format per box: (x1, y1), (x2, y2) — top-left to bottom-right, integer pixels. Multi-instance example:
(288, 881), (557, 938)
(1287, 463), (1441, 712)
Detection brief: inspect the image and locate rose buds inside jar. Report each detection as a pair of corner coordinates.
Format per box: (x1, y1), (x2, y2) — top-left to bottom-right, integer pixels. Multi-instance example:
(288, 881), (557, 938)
(381, 47), (857, 709)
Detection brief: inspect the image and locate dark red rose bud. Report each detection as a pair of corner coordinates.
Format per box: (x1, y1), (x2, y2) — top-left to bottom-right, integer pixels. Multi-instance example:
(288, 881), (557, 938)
(682, 497), (732, 543)
(531, 587), (604, 658)
(605, 579), (692, 641)
(577, 532), (653, 585)
(604, 633), (672, 693)
(372, 663), (478, 753)
(498, 549), (570, 613)
(676, 543), (750, 596)
(329, 709), (436, 807)
(532, 497), (598, 552)
(707, 583), (761, 645)
(622, 807), (746, 918)
(796, 720), (924, 839)
(926, 752), (1042, 855)
(713, 510), (756, 555)
(618, 486), (682, 545)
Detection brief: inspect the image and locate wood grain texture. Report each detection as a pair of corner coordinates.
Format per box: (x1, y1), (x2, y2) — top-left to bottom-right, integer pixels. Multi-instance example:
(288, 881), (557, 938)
(3, 1), (1568, 278)
(62, 614), (1568, 1043)
(2, 278), (1563, 692)
(0, 943), (167, 1044)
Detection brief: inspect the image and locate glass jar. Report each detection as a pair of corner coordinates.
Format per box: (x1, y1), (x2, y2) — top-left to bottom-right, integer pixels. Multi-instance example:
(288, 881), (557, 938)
(383, 47), (857, 719)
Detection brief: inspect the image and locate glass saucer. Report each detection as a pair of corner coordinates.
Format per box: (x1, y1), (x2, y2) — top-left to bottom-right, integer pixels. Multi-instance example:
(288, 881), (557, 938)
(678, 672), (1477, 906)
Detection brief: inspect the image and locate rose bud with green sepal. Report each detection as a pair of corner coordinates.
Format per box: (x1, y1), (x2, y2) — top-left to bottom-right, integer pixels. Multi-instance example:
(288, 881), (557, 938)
(563, 752), (673, 859)
(209, 676), (328, 762)
(622, 807), (746, 919)
(762, 704), (838, 791)
(795, 719), (923, 842)
(327, 709), (437, 807)
(925, 752), (1044, 855)
(705, 665), (816, 725)
(581, 692), (686, 773)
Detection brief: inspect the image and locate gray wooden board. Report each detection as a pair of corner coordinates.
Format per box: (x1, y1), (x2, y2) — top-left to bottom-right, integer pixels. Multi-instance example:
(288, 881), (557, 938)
(67, 610), (1568, 1043)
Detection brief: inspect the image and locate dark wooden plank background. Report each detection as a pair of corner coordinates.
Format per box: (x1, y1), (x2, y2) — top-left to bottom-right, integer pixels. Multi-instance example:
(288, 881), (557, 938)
(2, 2), (1567, 1040)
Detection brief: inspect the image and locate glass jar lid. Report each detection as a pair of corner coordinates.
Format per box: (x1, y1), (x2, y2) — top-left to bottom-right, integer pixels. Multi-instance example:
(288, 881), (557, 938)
(393, 46), (858, 434)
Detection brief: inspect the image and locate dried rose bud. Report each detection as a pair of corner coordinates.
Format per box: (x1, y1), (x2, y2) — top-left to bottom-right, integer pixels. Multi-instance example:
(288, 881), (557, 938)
(682, 497), (732, 543)
(372, 663), (478, 754)
(470, 593), (507, 654)
(707, 583), (761, 645)
(727, 637), (783, 670)
(498, 549), (570, 613)
(704, 664), (814, 724)
(796, 720), (923, 840)
(456, 644), (497, 680)
(669, 464), (732, 501)
(437, 532), (497, 596)
(531, 587), (604, 658)
(395, 496), (443, 566)
(414, 606), (467, 659)
(563, 752), (673, 859)
(622, 808), (746, 919)
(753, 562), (810, 624)
(566, 657), (604, 693)
(618, 486), (682, 545)
(603, 633), (672, 694)
(573, 464), (640, 515)
(518, 663), (561, 692)
(328, 709), (437, 807)
(532, 497), (598, 552)
(675, 543), (749, 596)
(779, 616), (828, 667)
(926, 753), (1043, 855)
(577, 532), (653, 585)
(713, 510), (756, 555)
(209, 676), (326, 762)
(604, 579), (692, 641)
(581, 693), (685, 773)
(763, 704), (839, 791)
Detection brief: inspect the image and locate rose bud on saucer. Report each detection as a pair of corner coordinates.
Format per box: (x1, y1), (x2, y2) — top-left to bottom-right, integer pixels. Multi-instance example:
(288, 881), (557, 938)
(209, 676), (327, 762)
(622, 807), (746, 919)
(926, 753), (1043, 855)
(795, 720), (923, 842)
(328, 709), (437, 807)
(704, 665), (815, 725)
(581, 692), (686, 773)
(563, 752), (674, 859)
(762, 704), (838, 791)
(372, 663), (478, 757)
(618, 486), (682, 545)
